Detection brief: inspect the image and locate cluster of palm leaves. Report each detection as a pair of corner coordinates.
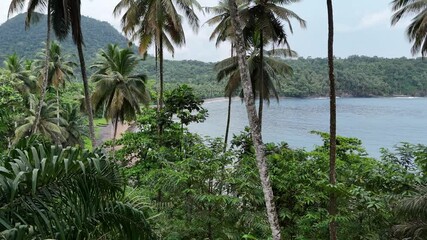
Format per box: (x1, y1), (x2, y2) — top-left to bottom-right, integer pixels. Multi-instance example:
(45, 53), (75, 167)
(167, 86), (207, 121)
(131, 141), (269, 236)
(91, 44), (151, 144)
(391, 0), (427, 57)
(0, 42), (88, 148)
(0, 142), (155, 239)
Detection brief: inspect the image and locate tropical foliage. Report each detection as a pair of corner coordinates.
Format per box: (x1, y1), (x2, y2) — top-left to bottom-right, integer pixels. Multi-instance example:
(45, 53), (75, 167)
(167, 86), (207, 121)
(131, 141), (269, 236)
(1, 0), (427, 239)
(91, 44), (150, 142)
(0, 142), (155, 239)
(391, 0), (427, 57)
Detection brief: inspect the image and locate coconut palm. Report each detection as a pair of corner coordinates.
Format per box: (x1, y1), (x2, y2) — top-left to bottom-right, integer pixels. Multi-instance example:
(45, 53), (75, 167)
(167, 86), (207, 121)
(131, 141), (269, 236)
(91, 44), (150, 149)
(204, 0), (246, 49)
(114, 0), (201, 115)
(2, 54), (35, 96)
(62, 103), (88, 147)
(227, 0), (282, 238)
(391, 0), (427, 57)
(34, 41), (76, 124)
(0, 143), (155, 239)
(207, 0), (303, 148)
(326, 0), (337, 239)
(9, 0), (53, 136)
(215, 48), (294, 148)
(13, 99), (68, 145)
(244, 0), (305, 127)
(9, 0), (98, 148)
(205, 0), (245, 151)
(49, 0), (98, 148)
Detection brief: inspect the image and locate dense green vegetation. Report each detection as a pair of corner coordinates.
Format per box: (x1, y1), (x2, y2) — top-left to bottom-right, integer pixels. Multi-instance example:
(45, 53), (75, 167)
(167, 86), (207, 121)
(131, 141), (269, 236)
(1, 0), (427, 239)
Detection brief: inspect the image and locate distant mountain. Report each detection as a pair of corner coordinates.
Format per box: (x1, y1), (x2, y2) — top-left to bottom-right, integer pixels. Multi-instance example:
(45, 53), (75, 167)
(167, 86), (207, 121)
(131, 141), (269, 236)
(0, 13), (215, 85)
(0, 13), (128, 63)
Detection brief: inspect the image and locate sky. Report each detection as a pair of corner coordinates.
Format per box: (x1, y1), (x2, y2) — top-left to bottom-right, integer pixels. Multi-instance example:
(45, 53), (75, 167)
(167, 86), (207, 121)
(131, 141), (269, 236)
(0, 0), (416, 62)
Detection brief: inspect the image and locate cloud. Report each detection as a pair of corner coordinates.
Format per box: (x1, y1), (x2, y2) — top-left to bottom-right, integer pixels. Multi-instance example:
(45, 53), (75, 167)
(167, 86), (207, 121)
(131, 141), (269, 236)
(337, 9), (392, 33)
(359, 9), (391, 28)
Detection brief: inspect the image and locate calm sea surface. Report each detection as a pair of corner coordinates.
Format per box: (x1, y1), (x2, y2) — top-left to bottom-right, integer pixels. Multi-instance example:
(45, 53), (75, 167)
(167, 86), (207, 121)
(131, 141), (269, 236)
(189, 97), (427, 157)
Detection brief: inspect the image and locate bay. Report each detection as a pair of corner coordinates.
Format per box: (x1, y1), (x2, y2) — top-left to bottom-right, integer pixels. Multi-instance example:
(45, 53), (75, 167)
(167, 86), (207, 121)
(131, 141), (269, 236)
(189, 97), (427, 157)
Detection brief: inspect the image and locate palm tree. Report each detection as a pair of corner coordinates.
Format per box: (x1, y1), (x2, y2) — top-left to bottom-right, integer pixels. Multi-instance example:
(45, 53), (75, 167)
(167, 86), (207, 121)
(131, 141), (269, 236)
(0, 143), (155, 239)
(9, 0), (98, 148)
(326, 0), (337, 239)
(13, 99), (68, 145)
(114, 0), (201, 115)
(49, 0), (98, 148)
(9, 0), (53, 136)
(391, 0), (427, 57)
(62, 103), (88, 147)
(207, 0), (303, 148)
(215, 49), (295, 148)
(2, 54), (35, 96)
(227, 0), (282, 238)
(244, 0), (305, 128)
(205, 0), (245, 151)
(91, 44), (150, 149)
(204, 0), (246, 50)
(34, 41), (76, 125)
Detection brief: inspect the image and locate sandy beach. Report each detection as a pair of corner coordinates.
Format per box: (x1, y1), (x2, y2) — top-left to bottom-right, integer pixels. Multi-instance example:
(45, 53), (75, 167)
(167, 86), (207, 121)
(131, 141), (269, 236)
(98, 121), (130, 144)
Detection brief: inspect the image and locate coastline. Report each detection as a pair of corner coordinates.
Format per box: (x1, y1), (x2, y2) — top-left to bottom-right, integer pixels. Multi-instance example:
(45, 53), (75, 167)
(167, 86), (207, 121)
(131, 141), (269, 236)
(202, 95), (426, 103)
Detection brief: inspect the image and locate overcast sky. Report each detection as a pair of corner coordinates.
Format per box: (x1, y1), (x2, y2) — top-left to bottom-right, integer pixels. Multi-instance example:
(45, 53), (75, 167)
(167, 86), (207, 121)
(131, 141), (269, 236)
(0, 0), (416, 62)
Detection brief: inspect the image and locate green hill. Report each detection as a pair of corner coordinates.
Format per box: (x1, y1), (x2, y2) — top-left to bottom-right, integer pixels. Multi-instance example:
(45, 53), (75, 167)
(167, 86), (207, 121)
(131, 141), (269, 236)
(0, 13), (128, 63)
(1, 14), (426, 98)
(0, 13), (215, 85)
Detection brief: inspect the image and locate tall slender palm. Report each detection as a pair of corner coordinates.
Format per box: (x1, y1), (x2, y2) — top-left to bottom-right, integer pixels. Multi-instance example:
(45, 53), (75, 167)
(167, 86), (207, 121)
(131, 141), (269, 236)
(245, 0), (305, 128)
(326, 0), (337, 239)
(49, 0), (98, 148)
(9, 0), (53, 136)
(215, 49), (295, 148)
(227, 0), (282, 238)
(391, 0), (427, 57)
(207, 0), (303, 147)
(9, 0), (99, 148)
(34, 41), (76, 125)
(114, 0), (201, 115)
(205, 0), (245, 150)
(91, 44), (150, 149)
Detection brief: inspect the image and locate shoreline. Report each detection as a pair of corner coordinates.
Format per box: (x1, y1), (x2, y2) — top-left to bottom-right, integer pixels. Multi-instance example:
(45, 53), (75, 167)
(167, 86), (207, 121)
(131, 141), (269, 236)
(202, 95), (426, 103)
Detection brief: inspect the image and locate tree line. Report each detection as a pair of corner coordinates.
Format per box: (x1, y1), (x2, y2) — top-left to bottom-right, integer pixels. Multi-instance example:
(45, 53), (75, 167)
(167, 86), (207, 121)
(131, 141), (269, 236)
(1, 0), (427, 239)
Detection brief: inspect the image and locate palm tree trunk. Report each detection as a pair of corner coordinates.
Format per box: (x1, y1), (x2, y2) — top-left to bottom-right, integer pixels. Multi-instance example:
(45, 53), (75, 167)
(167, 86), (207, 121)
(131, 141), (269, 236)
(224, 42), (235, 151)
(32, 3), (51, 134)
(56, 88), (60, 126)
(228, 1), (281, 239)
(223, 94), (232, 152)
(159, 34), (164, 112)
(327, 0), (337, 239)
(259, 30), (264, 130)
(112, 116), (119, 158)
(77, 42), (96, 148)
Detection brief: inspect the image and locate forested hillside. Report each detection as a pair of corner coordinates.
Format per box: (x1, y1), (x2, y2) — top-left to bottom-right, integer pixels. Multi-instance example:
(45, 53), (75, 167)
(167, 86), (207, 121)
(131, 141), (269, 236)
(282, 56), (427, 97)
(0, 13), (128, 63)
(1, 14), (426, 98)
